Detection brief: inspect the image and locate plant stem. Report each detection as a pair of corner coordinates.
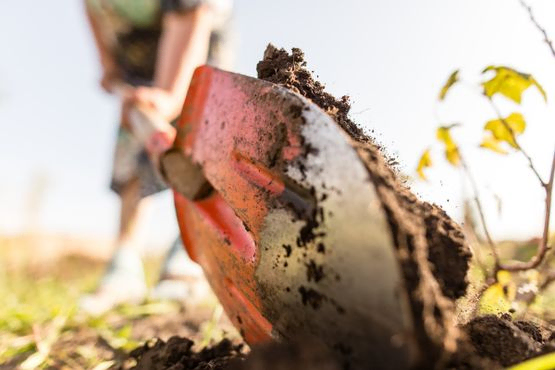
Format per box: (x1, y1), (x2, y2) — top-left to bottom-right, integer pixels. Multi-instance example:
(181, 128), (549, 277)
(500, 148), (554, 271)
(463, 212), (492, 278)
(540, 269), (555, 290)
(519, 0), (555, 59)
(489, 101), (546, 187)
(459, 155), (500, 270)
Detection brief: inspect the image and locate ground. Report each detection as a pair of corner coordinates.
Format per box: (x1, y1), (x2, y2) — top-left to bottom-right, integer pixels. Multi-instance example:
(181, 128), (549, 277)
(0, 235), (241, 370)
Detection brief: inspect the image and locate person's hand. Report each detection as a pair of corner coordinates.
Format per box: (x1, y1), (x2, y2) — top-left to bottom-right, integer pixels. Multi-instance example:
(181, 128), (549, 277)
(119, 86), (178, 156)
(123, 87), (181, 122)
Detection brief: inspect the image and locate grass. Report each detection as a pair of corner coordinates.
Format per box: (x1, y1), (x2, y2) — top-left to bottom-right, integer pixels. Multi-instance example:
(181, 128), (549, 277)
(0, 251), (137, 369)
(3, 234), (552, 369)
(0, 236), (236, 370)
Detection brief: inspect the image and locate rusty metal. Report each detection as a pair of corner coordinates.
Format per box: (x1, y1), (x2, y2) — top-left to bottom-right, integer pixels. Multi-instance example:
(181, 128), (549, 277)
(165, 66), (416, 369)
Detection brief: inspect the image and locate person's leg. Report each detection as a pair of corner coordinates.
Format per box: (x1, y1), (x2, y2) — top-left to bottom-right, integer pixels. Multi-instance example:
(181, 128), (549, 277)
(150, 236), (212, 303)
(80, 178), (149, 315)
(117, 177), (146, 248)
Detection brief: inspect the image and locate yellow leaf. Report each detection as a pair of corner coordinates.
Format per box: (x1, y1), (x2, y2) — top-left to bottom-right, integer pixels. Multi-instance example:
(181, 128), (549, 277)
(479, 135), (508, 155)
(416, 149), (432, 180)
(484, 112), (526, 148)
(436, 125), (461, 166)
(497, 270), (512, 285)
(482, 66), (547, 104)
(479, 282), (512, 314)
(445, 145), (460, 166)
(479, 270), (516, 315)
(531, 76), (548, 101)
(436, 126), (455, 147)
(439, 70), (459, 101)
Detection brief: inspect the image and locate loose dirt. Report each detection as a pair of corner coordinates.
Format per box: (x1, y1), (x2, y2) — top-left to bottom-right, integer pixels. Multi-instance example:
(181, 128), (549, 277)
(257, 47), (365, 143)
(121, 337), (244, 370)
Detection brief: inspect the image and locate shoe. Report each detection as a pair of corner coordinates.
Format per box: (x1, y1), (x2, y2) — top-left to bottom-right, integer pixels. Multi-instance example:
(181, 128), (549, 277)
(150, 237), (213, 304)
(79, 247), (147, 316)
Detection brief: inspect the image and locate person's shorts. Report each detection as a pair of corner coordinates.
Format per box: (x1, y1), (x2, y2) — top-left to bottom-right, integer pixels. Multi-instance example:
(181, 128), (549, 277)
(110, 125), (167, 198)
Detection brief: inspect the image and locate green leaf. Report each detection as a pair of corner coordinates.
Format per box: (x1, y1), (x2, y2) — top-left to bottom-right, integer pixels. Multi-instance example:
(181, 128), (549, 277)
(436, 125), (461, 166)
(115, 324), (132, 340)
(439, 70), (460, 101)
(484, 112), (526, 149)
(416, 149), (432, 180)
(482, 66), (547, 103)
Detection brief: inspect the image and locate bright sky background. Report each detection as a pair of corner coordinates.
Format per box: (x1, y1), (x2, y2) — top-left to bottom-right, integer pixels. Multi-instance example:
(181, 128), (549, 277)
(0, 0), (554, 247)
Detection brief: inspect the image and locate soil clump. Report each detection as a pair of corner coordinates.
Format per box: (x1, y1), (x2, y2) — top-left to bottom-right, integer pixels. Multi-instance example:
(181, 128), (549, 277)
(461, 314), (555, 367)
(120, 337), (245, 370)
(257, 47), (365, 143)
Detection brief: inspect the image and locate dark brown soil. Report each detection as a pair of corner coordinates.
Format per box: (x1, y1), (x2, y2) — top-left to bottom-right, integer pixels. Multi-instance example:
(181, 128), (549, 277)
(463, 315), (543, 367)
(514, 319), (544, 343)
(226, 339), (342, 370)
(120, 337), (245, 370)
(257, 46), (365, 143)
(257, 44), (472, 369)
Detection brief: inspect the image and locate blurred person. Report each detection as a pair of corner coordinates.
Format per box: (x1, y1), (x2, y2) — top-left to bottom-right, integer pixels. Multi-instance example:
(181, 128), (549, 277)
(80, 0), (233, 315)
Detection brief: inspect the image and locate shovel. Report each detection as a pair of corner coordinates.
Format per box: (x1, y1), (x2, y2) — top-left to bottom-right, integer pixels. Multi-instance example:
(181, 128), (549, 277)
(119, 68), (417, 369)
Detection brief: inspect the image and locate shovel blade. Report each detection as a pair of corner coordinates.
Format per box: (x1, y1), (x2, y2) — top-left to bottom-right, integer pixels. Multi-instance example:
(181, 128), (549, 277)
(167, 66), (416, 369)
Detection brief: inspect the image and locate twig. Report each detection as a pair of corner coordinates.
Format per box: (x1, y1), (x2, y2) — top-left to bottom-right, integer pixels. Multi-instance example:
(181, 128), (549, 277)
(540, 269), (555, 290)
(488, 100), (546, 187)
(500, 149), (554, 271)
(522, 267), (555, 308)
(459, 155), (500, 270)
(519, 0), (555, 59)
(463, 213), (492, 279)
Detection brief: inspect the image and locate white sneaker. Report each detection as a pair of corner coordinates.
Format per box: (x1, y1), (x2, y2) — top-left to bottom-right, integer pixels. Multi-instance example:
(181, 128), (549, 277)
(150, 238), (212, 304)
(79, 248), (147, 316)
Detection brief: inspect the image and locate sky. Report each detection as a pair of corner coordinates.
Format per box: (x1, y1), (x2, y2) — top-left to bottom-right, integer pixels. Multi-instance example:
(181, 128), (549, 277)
(0, 0), (554, 247)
